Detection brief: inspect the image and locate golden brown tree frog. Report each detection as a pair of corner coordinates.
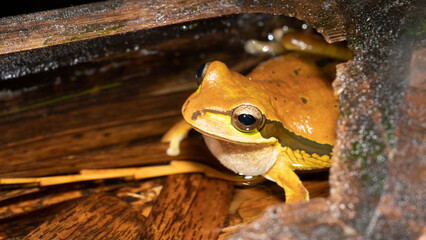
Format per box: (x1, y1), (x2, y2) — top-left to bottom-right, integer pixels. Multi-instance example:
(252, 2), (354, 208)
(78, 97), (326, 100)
(162, 29), (351, 203)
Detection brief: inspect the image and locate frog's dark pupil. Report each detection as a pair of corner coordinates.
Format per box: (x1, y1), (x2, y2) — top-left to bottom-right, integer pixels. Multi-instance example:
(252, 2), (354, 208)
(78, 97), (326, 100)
(196, 63), (206, 79)
(238, 114), (256, 126)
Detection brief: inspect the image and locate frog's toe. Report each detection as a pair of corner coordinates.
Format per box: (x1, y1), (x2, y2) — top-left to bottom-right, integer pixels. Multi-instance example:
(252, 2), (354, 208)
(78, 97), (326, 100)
(272, 27), (296, 41)
(166, 145), (180, 156)
(165, 136), (183, 156)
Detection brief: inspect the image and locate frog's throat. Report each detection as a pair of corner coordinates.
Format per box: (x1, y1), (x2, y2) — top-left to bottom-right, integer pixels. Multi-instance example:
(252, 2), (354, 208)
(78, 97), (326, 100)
(260, 120), (333, 157)
(203, 135), (279, 176)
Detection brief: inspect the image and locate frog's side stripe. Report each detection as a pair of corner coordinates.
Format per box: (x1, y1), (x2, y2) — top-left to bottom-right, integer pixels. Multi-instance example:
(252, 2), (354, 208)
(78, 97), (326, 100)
(259, 120), (332, 157)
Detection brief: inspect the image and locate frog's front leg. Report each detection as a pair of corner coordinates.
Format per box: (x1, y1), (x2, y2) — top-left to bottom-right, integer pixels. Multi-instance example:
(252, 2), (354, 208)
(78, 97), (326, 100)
(263, 154), (309, 203)
(162, 120), (192, 156)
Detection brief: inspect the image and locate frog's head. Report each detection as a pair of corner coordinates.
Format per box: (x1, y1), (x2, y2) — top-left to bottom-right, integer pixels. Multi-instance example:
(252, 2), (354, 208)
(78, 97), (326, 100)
(182, 61), (277, 146)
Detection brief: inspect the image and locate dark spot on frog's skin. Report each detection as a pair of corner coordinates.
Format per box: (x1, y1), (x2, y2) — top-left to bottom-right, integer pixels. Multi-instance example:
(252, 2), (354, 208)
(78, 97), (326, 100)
(276, 83), (281, 87)
(104, 132), (110, 137)
(274, 97), (277, 101)
(294, 68), (301, 75)
(301, 97), (307, 104)
(271, 70), (275, 74)
(192, 111), (201, 120)
(283, 99), (286, 103)
(334, 104), (338, 108)
(183, 100), (190, 113)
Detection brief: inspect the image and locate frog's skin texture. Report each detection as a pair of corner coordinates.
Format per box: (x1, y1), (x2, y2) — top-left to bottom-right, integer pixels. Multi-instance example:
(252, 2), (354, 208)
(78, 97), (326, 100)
(163, 31), (350, 203)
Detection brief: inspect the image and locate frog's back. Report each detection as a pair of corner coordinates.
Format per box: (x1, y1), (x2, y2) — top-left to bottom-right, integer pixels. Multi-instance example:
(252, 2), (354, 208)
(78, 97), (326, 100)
(247, 52), (339, 146)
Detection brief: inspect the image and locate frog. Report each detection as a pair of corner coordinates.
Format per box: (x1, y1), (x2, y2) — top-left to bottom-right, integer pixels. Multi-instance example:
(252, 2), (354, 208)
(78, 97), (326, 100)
(162, 28), (351, 203)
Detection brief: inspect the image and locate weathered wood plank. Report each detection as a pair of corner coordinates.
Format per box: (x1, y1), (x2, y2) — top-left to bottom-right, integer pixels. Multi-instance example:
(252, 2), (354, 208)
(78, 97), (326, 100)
(140, 174), (234, 239)
(23, 193), (145, 240)
(1, 137), (193, 179)
(0, 0), (242, 55)
(0, 200), (73, 239)
(0, 115), (179, 177)
(0, 88), (192, 145)
(0, 179), (163, 239)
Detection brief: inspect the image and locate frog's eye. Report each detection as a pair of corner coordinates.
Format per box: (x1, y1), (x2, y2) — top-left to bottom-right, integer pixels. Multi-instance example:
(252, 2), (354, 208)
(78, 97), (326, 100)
(231, 104), (265, 132)
(195, 62), (210, 85)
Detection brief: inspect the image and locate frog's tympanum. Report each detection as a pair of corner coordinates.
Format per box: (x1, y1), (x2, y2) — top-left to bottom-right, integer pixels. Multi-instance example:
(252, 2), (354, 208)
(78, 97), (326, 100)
(162, 29), (351, 203)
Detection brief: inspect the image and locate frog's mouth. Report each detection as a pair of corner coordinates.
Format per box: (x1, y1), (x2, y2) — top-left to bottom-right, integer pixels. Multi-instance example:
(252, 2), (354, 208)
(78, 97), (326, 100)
(192, 125), (276, 146)
(185, 109), (278, 146)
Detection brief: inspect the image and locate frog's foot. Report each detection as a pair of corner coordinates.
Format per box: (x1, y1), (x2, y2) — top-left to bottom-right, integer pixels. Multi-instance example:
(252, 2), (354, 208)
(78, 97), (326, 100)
(263, 158), (309, 203)
(244, 27), (295, 55)
(161, 120), (192, 156)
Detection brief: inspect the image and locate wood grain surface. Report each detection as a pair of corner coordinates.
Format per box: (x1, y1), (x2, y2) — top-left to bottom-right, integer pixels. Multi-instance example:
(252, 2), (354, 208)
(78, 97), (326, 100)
(0, 201), (73, 239)
(140, 174), (234, 240)
(0, 179), (164, 239)
(24, 193), (146, 239)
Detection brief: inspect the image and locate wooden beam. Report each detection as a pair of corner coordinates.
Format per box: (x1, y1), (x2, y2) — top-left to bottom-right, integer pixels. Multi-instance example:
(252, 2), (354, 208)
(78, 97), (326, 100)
(0, 0), (242, 55)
